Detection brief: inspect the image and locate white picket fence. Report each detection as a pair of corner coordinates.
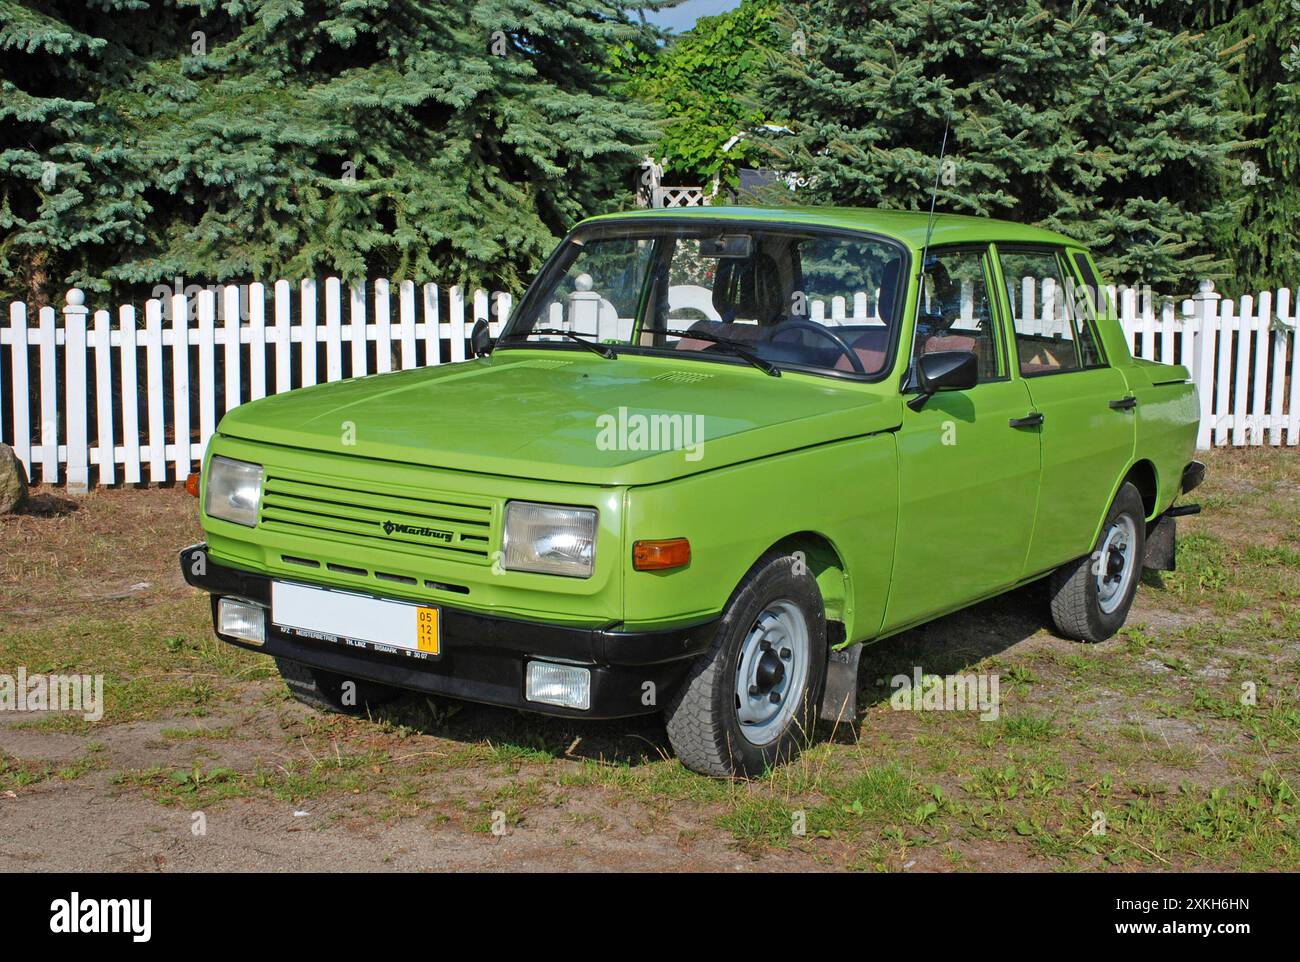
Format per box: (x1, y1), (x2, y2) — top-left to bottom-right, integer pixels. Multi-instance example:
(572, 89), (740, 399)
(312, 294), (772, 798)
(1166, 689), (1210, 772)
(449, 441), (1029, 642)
(1, 279), (511, 491)
(1114, 280), (1299, 451)
(0, 277), (1296, 491)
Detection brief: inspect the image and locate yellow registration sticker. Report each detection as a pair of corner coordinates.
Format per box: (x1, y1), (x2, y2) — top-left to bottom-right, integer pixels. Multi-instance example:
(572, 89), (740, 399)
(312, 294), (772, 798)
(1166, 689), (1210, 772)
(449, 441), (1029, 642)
(416, 607), (440, 655)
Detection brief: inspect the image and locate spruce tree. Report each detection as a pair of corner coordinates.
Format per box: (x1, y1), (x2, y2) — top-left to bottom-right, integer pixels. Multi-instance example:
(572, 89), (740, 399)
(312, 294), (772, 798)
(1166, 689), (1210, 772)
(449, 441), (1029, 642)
(1135, 0), (1300, 290)
(0, 1), (660, 302)
(755, 1), (1247, 293)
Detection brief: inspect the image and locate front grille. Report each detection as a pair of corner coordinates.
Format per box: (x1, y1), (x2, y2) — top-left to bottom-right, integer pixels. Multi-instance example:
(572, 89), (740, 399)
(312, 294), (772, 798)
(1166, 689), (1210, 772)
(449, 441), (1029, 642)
(260, 472), (496, 565)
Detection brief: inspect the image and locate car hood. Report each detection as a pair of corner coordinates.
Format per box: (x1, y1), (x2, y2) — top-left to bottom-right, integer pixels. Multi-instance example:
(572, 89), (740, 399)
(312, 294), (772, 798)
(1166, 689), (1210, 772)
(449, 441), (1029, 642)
(216, 350), (902, 486)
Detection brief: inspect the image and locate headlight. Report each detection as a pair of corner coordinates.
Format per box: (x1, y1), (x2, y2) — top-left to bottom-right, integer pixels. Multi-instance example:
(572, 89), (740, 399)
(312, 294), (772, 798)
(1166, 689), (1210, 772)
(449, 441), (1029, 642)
(204, 456), (263, 527)
(502, 502), (597, 578)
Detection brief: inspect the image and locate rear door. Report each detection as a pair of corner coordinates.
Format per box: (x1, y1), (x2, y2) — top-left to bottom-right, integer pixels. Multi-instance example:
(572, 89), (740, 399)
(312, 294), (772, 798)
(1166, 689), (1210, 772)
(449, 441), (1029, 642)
(884, 244), (1040, 631)
(993, 245), (1137, 577)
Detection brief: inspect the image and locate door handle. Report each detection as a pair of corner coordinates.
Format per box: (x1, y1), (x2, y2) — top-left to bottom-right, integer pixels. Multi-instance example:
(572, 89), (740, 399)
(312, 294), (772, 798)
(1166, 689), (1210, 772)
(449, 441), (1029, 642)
(1109, 396), (1138, 410)
(1009, 412), (1044, 429)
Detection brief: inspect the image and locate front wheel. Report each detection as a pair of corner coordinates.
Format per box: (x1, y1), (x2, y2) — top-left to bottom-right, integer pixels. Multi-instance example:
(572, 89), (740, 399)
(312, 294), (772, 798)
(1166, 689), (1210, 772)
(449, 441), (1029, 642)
(665, 552), (827, 777)
(1048, 482), (1146, 642)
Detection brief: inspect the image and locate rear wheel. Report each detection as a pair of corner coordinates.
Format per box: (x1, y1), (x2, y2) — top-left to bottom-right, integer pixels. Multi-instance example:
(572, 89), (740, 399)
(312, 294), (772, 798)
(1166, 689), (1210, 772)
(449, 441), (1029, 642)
(275, 658), (400, 715)
(1048, 482), (1146, 642)
(665, 552), (827, 777)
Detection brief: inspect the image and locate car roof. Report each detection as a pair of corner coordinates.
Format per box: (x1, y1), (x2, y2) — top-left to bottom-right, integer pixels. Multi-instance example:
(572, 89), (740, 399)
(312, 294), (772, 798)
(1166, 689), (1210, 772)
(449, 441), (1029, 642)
(579, 205), (1083, 251)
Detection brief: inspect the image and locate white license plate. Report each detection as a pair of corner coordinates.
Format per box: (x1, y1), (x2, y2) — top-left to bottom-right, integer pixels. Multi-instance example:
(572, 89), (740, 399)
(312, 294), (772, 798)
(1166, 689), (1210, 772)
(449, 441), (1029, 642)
(271, 582), (440, 658)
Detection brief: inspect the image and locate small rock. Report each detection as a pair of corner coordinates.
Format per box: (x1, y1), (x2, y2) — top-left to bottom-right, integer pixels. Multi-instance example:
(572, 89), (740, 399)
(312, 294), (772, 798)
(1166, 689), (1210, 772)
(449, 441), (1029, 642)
(0, 443), (28, 514)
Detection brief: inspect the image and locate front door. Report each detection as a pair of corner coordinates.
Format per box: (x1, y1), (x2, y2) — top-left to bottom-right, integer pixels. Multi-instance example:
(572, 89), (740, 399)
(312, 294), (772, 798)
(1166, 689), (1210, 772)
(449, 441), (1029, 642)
(884, 245), (1041, 632)
(994, 246), (1137, 576)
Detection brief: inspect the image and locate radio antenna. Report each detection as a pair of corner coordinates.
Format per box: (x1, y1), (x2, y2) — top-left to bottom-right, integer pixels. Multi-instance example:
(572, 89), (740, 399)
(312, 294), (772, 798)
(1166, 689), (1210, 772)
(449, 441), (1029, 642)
(913, 107), (953, 331)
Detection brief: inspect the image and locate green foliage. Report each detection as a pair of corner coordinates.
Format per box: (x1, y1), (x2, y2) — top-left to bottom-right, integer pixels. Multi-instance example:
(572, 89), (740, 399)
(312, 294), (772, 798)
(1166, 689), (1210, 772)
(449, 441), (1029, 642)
(617, 0), (780, 186)
(1136, 0), (1300, 291)
(1237, 6), (1300, 291)
(754, 1), (1248, 293)
(0, 0), (660, 302)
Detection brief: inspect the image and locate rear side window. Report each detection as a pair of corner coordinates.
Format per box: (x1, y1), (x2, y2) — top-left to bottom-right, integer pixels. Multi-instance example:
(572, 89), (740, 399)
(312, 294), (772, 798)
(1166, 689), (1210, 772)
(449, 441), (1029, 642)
(998, 248), (1105, 376)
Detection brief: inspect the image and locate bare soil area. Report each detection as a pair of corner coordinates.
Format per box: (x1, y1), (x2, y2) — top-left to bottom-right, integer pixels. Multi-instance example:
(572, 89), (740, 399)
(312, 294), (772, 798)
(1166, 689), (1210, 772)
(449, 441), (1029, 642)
(1, 449), (1296, 872)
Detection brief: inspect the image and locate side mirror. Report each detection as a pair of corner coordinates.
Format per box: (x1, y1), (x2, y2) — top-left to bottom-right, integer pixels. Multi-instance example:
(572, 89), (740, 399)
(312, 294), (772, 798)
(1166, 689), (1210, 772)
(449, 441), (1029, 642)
(907, 350), (978, 411)
(470, 318), (494, 357)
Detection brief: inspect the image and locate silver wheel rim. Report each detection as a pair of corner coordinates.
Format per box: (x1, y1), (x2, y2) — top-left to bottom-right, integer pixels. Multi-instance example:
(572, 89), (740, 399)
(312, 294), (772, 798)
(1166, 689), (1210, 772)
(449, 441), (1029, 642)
(1097, 515), (1138, 615)
(734, 599), (810, 746)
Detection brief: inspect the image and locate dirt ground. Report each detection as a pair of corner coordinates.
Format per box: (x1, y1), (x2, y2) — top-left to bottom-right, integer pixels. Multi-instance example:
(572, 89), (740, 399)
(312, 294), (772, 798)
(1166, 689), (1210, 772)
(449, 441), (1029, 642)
(1, 448), (1296, 872)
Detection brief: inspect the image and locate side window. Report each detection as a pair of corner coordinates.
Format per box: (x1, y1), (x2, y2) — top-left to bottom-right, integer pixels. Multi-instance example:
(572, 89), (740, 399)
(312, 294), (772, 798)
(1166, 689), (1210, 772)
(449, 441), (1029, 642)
(999, 248), (1105, 376)
(910, 247), (1001, 382)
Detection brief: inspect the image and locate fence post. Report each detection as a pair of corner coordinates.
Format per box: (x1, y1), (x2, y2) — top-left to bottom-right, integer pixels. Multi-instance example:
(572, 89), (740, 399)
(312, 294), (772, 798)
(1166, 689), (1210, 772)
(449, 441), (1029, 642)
(38, 305), (58, 483)
(7, 302), (31, 474)
(1192, 280), (1220, 451)
(92, 308), (116, 485)
(422, 283), (440, 365)
(448, 286), (466, 362)
(64, 289), (90, 493)
(399, 280), (417, 370)
(374, 278), (391, 373)
(171, 291), (192, 481)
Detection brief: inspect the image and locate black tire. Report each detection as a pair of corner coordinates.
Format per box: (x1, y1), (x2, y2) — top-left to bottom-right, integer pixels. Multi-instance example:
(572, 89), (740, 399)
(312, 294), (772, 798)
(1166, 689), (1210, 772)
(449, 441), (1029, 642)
(275, 658), (401, 715)
(1048, 482), (1146, 643)
(665, 552), (828, 778)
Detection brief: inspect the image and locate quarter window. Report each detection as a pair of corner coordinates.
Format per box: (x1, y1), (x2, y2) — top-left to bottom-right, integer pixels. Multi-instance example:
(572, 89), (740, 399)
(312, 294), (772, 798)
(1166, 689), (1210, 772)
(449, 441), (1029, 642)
(999, 248), (1105, 375)
(1070, 251), (1109, 319)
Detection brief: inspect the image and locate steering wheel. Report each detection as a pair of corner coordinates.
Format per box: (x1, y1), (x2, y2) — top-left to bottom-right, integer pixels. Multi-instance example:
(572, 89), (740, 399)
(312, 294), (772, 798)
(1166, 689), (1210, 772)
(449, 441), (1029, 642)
(767, 318), (865, 374)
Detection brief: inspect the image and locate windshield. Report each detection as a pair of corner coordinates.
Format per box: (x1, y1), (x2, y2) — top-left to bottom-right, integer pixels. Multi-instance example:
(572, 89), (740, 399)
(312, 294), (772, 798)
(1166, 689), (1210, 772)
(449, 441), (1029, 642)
(501, 222), (908, 378)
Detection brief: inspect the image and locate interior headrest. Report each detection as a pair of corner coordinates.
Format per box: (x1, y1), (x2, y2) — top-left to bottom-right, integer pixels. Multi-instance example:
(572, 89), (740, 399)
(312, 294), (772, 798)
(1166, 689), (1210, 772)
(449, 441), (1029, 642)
(711, 252), (783, 324)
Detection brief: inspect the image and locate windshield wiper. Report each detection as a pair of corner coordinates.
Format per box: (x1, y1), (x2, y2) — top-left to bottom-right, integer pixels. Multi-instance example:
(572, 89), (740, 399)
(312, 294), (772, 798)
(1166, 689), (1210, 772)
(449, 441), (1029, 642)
(659, 329), (781, 377)
(502, 327), (618, 359)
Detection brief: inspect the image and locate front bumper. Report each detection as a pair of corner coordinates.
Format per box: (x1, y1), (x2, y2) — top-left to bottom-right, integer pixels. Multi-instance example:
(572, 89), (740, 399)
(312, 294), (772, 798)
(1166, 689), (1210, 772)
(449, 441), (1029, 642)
(180, 544), (717, 719)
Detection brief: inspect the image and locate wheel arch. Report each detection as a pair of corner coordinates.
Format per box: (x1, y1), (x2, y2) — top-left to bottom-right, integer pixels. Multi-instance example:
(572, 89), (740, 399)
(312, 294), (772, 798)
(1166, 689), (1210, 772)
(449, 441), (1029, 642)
(1122, 458), (1159, 521)
(764, 531), (852, 643)
(1089, 458), (1160, 548)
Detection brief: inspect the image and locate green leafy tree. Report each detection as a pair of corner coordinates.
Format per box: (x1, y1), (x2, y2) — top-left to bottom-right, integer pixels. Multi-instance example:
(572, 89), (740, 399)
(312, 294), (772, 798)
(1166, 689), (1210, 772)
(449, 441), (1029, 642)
(755, 1), (1248, 293)
(617, 0), (780, 188)
(0, 0), (660, 303)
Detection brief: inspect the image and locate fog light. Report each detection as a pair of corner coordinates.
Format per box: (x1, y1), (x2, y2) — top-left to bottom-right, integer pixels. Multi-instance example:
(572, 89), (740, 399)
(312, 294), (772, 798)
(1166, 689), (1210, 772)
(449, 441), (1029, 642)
(525, 661), (591, 710)
(218, 597), (265, 646)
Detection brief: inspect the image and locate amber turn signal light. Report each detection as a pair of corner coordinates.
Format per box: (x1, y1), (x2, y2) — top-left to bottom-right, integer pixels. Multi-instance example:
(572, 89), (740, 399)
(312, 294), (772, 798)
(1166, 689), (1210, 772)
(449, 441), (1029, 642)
(633, 538), (690, 571)
(185, 472), (200, 497)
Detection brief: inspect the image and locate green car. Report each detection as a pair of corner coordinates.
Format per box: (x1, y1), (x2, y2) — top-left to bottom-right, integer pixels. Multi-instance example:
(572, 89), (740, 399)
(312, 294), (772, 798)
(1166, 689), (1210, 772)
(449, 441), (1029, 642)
(182, 206), (1203, 777)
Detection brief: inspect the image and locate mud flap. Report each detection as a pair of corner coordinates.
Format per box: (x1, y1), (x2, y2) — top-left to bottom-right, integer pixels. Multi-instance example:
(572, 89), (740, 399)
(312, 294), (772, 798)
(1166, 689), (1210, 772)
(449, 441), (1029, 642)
(1144, 514), (1176, 571)
(819, 644), (862, 723)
